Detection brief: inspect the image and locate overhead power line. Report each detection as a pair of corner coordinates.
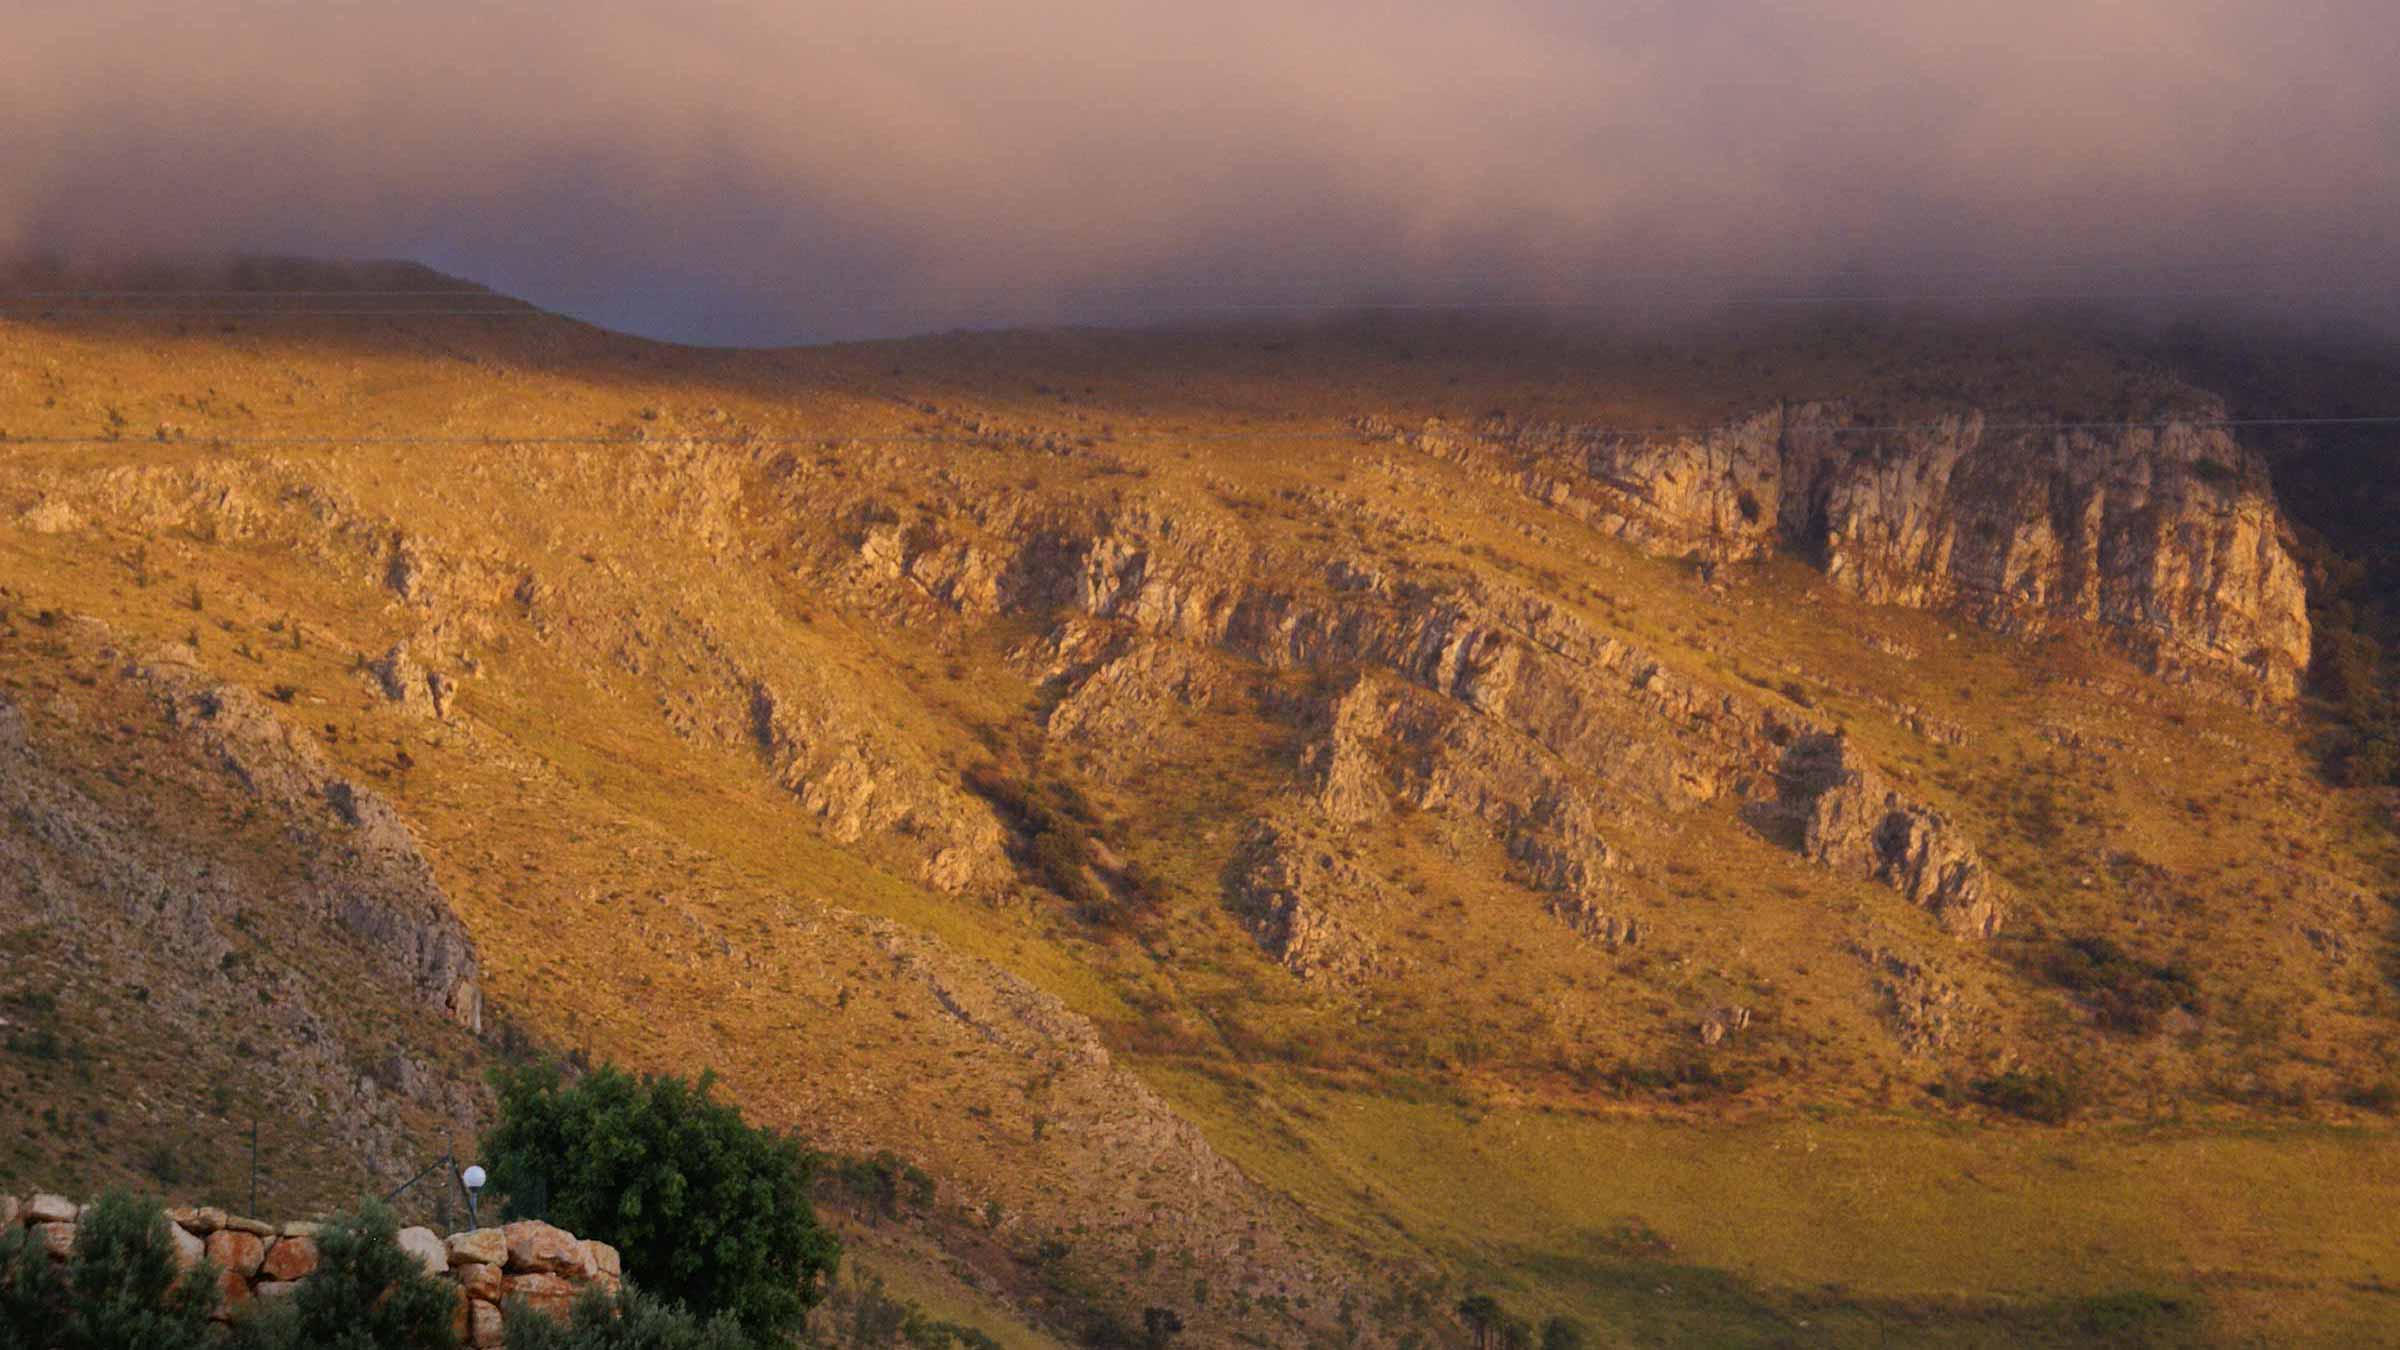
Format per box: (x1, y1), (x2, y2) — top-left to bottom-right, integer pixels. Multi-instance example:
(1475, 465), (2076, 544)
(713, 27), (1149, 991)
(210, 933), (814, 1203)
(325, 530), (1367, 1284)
(0, 283), (2389, 318)
(5, 414), (2400, 451)
(0, 252), (2387, 299)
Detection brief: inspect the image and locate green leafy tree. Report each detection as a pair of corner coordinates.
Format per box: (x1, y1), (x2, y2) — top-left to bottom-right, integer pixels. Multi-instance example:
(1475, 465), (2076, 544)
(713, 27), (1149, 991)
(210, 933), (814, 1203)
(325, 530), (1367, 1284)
(1539, 1315), (1588, 1350)
(501, 1283), (760, 1349)
(230, 1200), (455, 1350)
(483, 1062), (839, 1337)
(0, 1192), (217, 1350)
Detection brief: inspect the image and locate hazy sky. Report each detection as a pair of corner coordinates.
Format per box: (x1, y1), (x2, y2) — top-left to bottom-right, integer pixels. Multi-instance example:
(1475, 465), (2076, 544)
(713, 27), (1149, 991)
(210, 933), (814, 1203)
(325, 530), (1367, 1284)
(6, 1), (2395, 342)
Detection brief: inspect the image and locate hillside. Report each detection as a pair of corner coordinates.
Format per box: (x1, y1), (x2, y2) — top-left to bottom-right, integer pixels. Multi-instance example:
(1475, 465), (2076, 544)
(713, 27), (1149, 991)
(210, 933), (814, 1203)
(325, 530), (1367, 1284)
(2, 266), (2397, 1346)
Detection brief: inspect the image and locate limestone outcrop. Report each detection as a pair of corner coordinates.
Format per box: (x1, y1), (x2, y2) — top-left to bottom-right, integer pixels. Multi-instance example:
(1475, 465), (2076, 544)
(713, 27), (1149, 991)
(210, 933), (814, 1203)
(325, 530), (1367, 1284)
(1773, 734), (2003, 938)
(808, 477), (1999, 947)
(1369, 405), (2312, 704)
(1222, 820), (1398, 984)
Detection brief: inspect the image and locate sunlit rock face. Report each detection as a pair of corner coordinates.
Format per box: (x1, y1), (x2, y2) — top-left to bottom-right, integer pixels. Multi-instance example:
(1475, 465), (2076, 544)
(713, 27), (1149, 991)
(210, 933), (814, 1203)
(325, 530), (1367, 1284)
(1371, 406), (2313, 705)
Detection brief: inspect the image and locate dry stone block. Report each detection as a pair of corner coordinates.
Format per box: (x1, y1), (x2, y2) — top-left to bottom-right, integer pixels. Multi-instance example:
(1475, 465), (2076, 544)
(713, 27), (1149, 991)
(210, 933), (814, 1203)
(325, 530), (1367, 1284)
(25, 1194), (77, 1224)
(259, 1233), (319, 1281)
(447, 1226), (506, 1266)
(468, 1298), (505, 1349)
(280, 1220), (325, 1238)
(580, 1240), (621, 1279)
(502, 1219), (584, 1275)
(222, 1215), (275, 1237)
(206, 1228), (266, 1277)
(213, 1264), (252, 1315)
(506, 1271), (576, 1321)
(168, 1205), (225, 1234)
(396, 1225), (446, 1277)
(168, 1220), (206, 1270)
(34, 1222), (74, 1260)
(254, 1280), (301, 1299)
(455, 1259), (505, 1301)
(0, 1196), (18, 1228)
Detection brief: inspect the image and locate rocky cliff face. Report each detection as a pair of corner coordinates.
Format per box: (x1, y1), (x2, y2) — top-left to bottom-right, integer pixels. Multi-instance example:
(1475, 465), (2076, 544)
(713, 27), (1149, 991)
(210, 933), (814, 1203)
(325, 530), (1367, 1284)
(1371, 405), (2312, 704)
(0, 615), (487, 1191)
(791, 466), (2003, 948)
(1769, 734), (2002, 939)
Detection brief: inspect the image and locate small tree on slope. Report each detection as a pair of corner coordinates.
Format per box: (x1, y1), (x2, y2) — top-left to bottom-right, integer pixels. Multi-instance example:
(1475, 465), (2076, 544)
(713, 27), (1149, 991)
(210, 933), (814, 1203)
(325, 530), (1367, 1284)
(483, 1062), (839, 1339)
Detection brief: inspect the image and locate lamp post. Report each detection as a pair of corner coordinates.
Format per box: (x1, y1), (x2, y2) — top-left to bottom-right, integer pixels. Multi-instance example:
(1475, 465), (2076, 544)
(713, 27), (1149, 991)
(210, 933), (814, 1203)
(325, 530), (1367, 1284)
(461, 1165), (487, 1229)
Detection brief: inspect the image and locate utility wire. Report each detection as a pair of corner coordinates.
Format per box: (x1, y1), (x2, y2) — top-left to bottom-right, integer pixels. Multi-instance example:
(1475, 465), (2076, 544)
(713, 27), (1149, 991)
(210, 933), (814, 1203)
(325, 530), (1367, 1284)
(6, 415), (2400, 450)
(0, 283), (2390, 318)
(1, 253), (2389, 299)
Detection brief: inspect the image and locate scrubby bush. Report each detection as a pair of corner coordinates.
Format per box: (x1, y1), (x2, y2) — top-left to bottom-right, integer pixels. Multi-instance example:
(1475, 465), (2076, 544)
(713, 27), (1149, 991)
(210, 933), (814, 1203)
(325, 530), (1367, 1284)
(2042, 936), (2201, 1036)
(1457, 1292), (1531, 1350)
(2070, 1289), (2191, 1340)
(0, 1191), (218, 1350)
(824, 1268), (1000, 1349)
(483, 1063), (839, 1338)
(963, 764), (1100, 904)
(826, 1152), (935, 1226)
(229, 1200), (455, 1350)
(1970, 1068), (2081, 1124)
(501, 1283), (759, 1350)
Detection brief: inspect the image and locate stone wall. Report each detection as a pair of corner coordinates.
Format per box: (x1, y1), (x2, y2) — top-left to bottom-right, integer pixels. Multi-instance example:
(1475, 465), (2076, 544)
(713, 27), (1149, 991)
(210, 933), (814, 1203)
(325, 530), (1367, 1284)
(2, 1191), (620, 1347)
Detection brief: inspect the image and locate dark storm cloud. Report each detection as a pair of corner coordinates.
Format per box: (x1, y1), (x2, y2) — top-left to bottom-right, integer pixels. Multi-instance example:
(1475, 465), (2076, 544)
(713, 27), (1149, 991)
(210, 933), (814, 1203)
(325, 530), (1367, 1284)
(6, 1), (2396, 341)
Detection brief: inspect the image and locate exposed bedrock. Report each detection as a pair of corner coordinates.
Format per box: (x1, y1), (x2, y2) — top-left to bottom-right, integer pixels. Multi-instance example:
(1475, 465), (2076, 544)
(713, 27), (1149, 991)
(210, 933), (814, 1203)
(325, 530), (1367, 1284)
(1369, 405), (2311, 704)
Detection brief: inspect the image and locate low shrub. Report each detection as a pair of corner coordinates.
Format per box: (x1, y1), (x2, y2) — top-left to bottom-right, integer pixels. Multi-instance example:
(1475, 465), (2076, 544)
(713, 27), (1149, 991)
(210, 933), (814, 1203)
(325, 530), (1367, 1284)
(2041, 935), (2201, 1036)
(1970, 1068), (2080, 1124)
(0, 1191), (219, 1350)
(502, 1284), (760, 1350)
(230, 1200), (455, 1350)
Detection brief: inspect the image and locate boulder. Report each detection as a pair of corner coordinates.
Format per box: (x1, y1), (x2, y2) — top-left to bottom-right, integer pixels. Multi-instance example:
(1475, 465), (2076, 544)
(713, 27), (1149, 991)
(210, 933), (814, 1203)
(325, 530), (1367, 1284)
(24, 1194), (77, 1224)
(0, 1196), (15, 1228)
(454, 1259), (505, 1301)
(222, 1214), (276, 1237)
(468, 1298), (506, 1349)
(446, 1227), (506, 1267)
(580, 1239), (622, 1279)
(167, 1220), (206, 1271)
(502, 1219), (585, 1275)
(396, 1225), (447, 1278)
(34, 1222), (74, 1260)
(206, 1228), (267, 1278)
(254, 1280), (301, 1299)
(280, 1220), (325, 1238)
(259, 1234), (319, 1282)
(367, 643), (459, 720)
(213, 1263), (253, 1314)
(505, 1271), (576, 1321)
(167, 1205), (225, 1235)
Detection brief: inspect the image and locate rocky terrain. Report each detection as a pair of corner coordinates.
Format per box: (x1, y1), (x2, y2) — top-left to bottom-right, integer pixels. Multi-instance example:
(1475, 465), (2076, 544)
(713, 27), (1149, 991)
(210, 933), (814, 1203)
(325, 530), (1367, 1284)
(1, 276), (2395, 1345)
